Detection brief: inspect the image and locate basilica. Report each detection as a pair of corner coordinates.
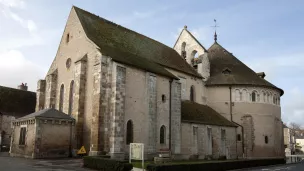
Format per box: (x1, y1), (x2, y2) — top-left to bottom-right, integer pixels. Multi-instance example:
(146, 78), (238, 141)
(29, 6), (284, 160)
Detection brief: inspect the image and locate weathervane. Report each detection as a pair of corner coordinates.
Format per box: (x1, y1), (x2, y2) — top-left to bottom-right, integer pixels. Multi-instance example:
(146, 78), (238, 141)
(211, 19), (219, 42)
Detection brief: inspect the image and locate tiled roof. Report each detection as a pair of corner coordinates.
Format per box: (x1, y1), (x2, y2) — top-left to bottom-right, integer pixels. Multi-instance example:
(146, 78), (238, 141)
(206, 42), (284, 95)
(73, 6), (201, 79)
(0, 86), (36, 118)
(181, 100), (237, 127)
(16, 108), (74, 121)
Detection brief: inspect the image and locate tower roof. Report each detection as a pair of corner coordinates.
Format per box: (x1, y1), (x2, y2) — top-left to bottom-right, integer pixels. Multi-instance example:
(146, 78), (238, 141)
(206, 42), (284, 95)
(73, 6), (201, 78)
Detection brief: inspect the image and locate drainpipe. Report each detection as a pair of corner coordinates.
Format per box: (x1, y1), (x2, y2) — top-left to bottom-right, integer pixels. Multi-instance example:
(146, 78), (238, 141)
(229, 86), (245, 158)
(169, 79), (173, 151)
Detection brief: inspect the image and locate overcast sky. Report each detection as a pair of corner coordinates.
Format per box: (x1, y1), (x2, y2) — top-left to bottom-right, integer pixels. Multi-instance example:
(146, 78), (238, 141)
(0, 0), (303, 126)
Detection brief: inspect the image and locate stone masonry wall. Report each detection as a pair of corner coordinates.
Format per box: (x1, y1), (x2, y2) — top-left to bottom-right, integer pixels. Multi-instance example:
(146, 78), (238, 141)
(170, 80), (181, 154)
(109, 65), (126, 159)
(181, 123), (237, 160)
(44, 70), (58, 109)
(73, 56), (87, 149)
(35, 80), (46, 112)
(147, 74), (157, 154)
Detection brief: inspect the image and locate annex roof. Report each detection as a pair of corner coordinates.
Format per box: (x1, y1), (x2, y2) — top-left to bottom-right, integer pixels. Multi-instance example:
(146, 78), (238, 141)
(181, 100), (237, 127)
(16, 108), (74, 121)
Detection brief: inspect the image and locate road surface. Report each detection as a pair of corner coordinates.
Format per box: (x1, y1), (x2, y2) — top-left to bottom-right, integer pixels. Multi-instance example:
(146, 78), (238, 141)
(232, 162), (304, 171)
(0, 152), (94, 171)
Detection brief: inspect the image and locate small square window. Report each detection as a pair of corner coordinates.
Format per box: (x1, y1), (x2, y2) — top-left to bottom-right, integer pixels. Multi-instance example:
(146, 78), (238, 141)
(237, 134), (241, 141)
(162, 94), (166, 103)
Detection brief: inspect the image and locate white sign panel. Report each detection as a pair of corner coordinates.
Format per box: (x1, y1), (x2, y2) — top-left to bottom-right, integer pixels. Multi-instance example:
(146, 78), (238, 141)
(130, 143), (144, 160)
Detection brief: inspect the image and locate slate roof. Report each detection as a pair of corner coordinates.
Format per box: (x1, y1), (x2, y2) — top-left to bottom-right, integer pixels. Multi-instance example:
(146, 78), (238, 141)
(16, 108), (74, 121)
(0, 86), (36, 118)
(206, 42), (284, 95)
(181, 100), (237, 127)
(73, 6), (201, 79)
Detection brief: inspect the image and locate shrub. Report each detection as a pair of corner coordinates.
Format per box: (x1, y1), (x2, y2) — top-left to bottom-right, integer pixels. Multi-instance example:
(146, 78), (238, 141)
(83, 156), (133, 171)
(146, 158), (285, 171)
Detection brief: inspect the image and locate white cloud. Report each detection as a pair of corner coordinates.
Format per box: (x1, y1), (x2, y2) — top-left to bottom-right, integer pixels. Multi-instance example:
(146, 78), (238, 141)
(0, 0), (25, 9)
(0, 50), (46, 91)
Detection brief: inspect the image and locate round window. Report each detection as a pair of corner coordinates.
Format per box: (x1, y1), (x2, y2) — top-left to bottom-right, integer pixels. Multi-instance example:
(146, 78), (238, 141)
(66, 58), (72, 69)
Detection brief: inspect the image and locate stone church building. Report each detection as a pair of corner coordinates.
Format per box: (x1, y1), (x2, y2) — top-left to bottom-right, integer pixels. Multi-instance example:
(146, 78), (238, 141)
(35, 6), (284, 159)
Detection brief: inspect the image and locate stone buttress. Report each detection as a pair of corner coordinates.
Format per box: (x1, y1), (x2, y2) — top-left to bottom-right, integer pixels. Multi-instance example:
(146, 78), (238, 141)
(35, 80), (46, 112)
(90, 55), (112, 155)
(73, 56), (87, 149)
(109, 64), (126, 159)
(147, 73), (157, 157)
(45, 70), (58, 109)
(171, 80), (182, 155)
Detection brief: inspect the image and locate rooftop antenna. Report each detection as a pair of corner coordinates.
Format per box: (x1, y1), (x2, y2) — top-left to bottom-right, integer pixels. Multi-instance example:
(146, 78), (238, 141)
(211, 19), (219, 42)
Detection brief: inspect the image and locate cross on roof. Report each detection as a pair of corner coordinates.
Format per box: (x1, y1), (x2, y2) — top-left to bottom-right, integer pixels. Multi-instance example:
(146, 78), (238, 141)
(211, 19), (219, 42)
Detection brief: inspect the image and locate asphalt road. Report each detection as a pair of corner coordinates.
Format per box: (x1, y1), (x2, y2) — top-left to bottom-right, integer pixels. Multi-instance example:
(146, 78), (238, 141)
(0, 152), (94, 171)
(232, 162), (304, 171)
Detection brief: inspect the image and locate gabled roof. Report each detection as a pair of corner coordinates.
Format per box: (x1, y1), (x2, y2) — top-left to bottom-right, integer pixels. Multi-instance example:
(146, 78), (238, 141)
(16, 108), (74, 121)
(173, 27), (208, 52)
(181, 100), (237, 127)
(206, 42), (284, 95)
(0, 86), (36, 118)
(73, 6), (201, 78)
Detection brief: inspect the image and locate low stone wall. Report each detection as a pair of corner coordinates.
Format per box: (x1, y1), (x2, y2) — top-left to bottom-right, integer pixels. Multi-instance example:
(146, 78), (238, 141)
(146, 158), (285, 171)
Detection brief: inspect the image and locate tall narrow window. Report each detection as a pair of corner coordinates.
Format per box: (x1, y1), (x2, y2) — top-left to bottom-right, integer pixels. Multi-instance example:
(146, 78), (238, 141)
(160, 125), (166, 144)
(263, 92), (266, 102)
(190, 86), (195, 102)
(252, 92), (256, 102)
(59, 84), (64, 112)
(126, 120), (133, 145)
(66, 33), (70, 43)
(265, 136), (269, 144)
(68, 81), (74, 115)
(181, 42), (186, 59)
(19, 127), (26, 145)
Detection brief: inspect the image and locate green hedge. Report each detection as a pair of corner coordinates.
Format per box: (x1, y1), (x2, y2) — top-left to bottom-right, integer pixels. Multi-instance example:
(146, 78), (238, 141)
(83, 156), (133, 171)
(146, 158), (285, 171)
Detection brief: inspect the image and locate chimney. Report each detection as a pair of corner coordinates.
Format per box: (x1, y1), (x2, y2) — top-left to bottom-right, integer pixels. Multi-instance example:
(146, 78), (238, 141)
(18, 83), (28, 91)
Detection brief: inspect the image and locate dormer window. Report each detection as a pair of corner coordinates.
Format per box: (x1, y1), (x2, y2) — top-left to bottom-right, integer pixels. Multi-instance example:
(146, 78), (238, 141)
(222, 68), (231, 75)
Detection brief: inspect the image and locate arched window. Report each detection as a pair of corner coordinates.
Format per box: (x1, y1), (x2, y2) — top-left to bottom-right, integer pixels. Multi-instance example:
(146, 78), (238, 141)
(59, 84), (64, 112)
(265, 136), (269, 144)
(252, 91), (256, 102)
(242, 89), (248, 101)
(190, 86), (195, 102)
(191, 50), (198, 59)
(181, 42), (186, 59)
(267, 93), (270, 103)
(273, 96), (276, 104)
(235, 89), (240, 101)
(68, 81), (74, 115)
(263, 92), (266, 102)
(126, 120), (133, 145)
(160, 125), (166, 144)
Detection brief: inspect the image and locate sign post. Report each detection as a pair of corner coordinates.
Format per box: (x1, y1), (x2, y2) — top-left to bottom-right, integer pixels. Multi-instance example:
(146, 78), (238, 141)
(129, 143), (144, 171)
